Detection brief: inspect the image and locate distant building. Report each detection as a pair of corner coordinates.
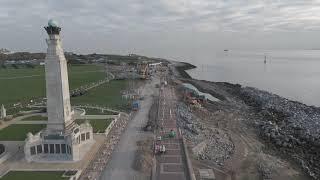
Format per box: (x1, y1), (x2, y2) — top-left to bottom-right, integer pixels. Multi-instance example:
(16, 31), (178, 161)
(0, 48), (11, 54)
(4, 60), (16, 65)
(128, 53), (138, 57)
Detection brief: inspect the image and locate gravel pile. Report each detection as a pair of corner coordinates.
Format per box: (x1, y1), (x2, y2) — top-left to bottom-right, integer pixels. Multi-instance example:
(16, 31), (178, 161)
(177, 103), (205, 146)
(242, 87), (320, 136)
(258, 163), (272, 180)
(240, 87), (320, 179)
(177, 103), (234, 166)
(200, 128), (234, 166)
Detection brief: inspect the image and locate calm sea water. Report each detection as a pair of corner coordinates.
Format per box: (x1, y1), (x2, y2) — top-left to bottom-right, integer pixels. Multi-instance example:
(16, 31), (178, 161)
(186, 50), (320, 107)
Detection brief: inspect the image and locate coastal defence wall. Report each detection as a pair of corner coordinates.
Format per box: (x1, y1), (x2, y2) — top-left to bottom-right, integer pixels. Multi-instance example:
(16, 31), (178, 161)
(173, 62), (196, 79)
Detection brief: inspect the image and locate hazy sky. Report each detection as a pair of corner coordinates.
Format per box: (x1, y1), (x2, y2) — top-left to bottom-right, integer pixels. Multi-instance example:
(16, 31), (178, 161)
(1, 0), (320, 61)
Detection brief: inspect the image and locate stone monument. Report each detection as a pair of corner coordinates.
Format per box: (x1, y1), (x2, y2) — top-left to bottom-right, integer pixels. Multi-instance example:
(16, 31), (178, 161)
(0, 104), (6, 119)
(24, 19), (94, 162)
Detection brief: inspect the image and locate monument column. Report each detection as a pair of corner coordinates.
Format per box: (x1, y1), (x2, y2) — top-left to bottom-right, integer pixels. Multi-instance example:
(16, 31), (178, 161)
(44, 20), (73, 133)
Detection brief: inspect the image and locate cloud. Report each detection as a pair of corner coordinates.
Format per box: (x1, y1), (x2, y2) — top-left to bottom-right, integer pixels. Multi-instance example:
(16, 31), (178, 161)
(0, 0), (318, 33)
(0, 0), (320, 54)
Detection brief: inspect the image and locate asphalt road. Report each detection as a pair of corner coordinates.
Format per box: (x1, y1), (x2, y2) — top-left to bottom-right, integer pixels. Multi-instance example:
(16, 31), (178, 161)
(100, 77), (159, 180)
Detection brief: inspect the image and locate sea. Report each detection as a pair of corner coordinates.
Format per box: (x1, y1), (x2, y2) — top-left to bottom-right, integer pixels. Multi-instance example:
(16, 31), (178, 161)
(186, 50), (320, 107)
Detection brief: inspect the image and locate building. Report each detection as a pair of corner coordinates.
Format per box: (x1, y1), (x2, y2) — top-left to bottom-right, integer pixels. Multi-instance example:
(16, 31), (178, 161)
(0, 48), (11, 54)
(24, 19), (94, 162)
(0, 104), (6, 119)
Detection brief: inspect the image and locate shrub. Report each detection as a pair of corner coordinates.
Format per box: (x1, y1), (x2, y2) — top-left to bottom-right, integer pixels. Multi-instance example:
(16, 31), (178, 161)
(0, 144), (5, 155)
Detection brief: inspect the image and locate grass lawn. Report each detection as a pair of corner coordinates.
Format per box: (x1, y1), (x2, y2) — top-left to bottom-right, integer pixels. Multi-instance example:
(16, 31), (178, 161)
(6, 107), (44, 115)
(1, 171), (68, 180)
(0, 65), (105, 106)
(75, 119), (112, 133)
(0, 124), (45, 141)
(84, 108), (118, 115)
(71, 80), (130, 111)
(21, 115), (47, 121)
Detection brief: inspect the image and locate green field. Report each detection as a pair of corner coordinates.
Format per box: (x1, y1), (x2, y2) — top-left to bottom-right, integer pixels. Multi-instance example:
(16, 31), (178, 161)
(21, 115), (47, 121)
(75, 119), (112, 133)
(7, 107), (44, 115)
(0, 65), (105, 106)
(2, 171), (68, 180)
(0, 124), (45, 141)
(71, 80), (130, 111)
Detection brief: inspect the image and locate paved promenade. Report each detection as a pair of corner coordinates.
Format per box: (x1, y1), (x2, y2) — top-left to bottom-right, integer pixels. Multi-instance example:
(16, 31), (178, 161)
(155, 83), (188, 180)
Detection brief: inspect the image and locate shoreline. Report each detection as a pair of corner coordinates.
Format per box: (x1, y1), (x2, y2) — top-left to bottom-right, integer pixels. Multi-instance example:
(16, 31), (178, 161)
(173, 62), (320, 179)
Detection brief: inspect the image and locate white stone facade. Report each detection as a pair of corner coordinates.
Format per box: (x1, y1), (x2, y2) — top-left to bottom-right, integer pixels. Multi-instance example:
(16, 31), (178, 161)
(24, 22), (94, 162)
(45, 33), (73, 132)
(24, 122), (93, 162)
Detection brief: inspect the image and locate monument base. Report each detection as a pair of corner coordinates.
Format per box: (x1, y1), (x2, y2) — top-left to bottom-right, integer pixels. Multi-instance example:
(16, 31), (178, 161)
(24, 121), (93, 162)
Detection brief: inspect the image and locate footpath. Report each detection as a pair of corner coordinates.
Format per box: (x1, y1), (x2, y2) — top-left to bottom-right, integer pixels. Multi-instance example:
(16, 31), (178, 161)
(154, 83), (190, 180)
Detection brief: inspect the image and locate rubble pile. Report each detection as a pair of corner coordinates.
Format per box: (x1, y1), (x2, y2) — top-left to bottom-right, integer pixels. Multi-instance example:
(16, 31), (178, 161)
(201, 128), (234, 166)
(240, 87), (320, 179)
(258, 163), (272, 180)
(177, 103), (205, 145)
(242, 87), (320, 136)
(177, 103), (234, 166)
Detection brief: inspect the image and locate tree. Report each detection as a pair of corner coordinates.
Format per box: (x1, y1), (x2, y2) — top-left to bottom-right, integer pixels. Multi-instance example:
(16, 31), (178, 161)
(12, 64), (19, 69)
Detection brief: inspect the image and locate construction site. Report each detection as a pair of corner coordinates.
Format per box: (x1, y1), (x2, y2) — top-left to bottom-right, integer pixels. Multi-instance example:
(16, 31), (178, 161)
(168, 63), (316, 180)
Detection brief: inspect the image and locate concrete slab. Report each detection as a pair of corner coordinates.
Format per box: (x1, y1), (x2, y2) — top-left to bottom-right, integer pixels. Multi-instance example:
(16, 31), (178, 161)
(159, 156), (181, 163)
(162, 164), (183, 172)
(165, 149), (181, 155)
(159, 173), (185, 180)
(163, 144), (180, 150)
(199, 169), (215, 180)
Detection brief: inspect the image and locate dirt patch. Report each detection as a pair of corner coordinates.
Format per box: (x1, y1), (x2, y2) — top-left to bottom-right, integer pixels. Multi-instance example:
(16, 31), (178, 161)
(132, 138), (154, 175)
(145, 97), (159, 131)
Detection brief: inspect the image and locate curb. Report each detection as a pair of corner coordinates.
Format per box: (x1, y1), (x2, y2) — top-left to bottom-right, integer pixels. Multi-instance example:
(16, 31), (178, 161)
(182, 137), (196, 180)
(151, 156), (157, 180)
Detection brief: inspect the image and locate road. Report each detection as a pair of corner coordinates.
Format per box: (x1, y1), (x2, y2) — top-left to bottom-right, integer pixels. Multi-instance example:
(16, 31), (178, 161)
(100, 76), (159, 180)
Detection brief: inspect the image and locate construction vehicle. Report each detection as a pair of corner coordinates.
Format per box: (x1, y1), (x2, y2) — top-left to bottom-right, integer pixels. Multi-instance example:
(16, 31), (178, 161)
(159, 145), (166, 153)
(155, 136), (165, 154)
(160, 130), (176, 139)
(155, 144), (166, 154)
(169, 130), (176, 138)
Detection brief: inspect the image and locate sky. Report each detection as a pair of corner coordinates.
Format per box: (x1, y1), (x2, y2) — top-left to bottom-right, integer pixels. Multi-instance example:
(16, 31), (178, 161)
(1, 0), (320, 61)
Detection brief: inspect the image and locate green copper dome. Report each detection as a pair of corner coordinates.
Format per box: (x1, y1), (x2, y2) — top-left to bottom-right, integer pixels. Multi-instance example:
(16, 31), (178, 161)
(48, 19), (59, 27)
